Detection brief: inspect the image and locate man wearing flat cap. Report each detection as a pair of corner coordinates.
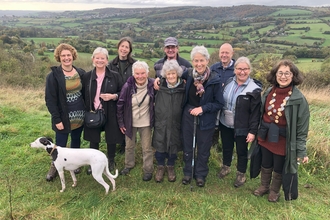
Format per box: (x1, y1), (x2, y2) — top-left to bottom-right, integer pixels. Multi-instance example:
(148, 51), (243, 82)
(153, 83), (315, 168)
(154, 37), (191, 78)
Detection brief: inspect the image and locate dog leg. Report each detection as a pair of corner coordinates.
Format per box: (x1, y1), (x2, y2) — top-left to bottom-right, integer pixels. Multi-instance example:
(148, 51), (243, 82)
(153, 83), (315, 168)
(104, 169), (117, 192)
(92, 172), (110, 195)
(69, 171), (77, 188)
(57, 170), (66, 193)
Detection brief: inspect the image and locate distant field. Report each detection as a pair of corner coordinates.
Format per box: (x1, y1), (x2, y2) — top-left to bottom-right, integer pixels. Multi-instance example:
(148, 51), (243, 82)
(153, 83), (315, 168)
(271, 8), (313, 16)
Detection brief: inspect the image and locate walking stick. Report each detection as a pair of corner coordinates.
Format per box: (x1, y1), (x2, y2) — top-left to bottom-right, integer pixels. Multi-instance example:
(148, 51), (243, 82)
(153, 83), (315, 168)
(191, 115), (197, 192)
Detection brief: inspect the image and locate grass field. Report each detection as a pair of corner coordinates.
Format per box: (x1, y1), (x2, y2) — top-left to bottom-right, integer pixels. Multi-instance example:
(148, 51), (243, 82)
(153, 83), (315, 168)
(0, 86), (330, 219)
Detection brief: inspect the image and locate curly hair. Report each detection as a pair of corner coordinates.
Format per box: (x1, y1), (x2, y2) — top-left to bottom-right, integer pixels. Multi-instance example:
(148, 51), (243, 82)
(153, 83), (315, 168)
(266, 59), (304, 86)
(160, 60), (183, 78)
(54, 43), (78, 62)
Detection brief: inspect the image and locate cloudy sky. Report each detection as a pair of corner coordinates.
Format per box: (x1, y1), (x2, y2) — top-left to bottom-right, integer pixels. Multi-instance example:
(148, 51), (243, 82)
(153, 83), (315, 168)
(1, 0), (329, 11)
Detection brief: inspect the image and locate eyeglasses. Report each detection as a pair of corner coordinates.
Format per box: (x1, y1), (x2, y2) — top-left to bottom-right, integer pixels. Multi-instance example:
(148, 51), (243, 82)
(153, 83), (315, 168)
(235, 68), (250, 72)
(276, 71), (292, 77)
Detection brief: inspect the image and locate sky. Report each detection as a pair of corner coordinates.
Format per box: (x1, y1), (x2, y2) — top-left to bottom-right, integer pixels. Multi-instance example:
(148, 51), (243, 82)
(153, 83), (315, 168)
(1, 0), (329, 11)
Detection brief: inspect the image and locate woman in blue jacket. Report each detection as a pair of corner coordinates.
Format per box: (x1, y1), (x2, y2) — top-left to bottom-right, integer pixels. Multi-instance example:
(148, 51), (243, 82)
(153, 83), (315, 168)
(181, 46), (224, 187)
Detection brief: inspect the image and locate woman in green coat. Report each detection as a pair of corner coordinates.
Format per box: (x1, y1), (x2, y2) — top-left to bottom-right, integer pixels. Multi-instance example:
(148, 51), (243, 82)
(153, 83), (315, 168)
(253, 59), (309, 202)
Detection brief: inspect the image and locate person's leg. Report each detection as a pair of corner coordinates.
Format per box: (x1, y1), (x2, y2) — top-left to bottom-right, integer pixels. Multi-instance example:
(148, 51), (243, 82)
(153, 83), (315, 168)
(181, 106), (194, 182)
(139, 126), (154, 178)
(155, 151), (166, 182)
(234, 136), (248, 187)
(218, 123), (235, 178)
(194, 127), (214, 186)
(268, 153), (285, 202)
(124, 127), (137, 169)
(166, 153), (177, 182)
(90, 142), (99, 149)
(107, 143), (116, 171)
(70, 126), (83, 148)
(254, 146), (273, 196)
(55, 132), (69, 147)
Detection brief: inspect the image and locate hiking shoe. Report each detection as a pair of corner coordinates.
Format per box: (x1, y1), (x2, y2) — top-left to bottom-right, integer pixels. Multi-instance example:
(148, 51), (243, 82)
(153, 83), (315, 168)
(218, 165), (231, 179)
(120, 168), (132, 175)
(234, 171), (246, 188)
(166, 166), (176, 182)
(46, 162), (57, 181)
(143, 173), (152, 181)
(109, 160), (116, 172)
(74, 168), (81, 174)
(155, 165), (165, 183)
(196, 178), (205, 187)
(182, 176), (192, 185)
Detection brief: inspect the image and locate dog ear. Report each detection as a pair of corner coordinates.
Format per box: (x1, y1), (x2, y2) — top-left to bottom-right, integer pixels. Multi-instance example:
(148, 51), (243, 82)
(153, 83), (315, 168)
(40, 137), (51, 146)
(45, 137), (53, 143)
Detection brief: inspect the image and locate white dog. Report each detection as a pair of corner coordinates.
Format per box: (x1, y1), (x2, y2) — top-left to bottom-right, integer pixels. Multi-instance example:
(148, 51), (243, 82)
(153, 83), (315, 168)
(30, 137), (118, 194)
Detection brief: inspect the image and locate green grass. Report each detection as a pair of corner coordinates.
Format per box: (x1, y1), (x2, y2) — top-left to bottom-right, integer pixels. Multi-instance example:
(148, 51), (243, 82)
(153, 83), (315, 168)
(0, 86), (330, 219)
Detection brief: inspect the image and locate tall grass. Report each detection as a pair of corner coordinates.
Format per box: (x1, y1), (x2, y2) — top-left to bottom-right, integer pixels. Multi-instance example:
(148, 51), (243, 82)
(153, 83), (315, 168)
(0, 86), (330, 219)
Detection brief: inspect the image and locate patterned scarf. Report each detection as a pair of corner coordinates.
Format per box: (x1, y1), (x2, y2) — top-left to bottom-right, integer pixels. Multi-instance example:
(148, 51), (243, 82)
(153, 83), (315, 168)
(193, 66), (210, 97)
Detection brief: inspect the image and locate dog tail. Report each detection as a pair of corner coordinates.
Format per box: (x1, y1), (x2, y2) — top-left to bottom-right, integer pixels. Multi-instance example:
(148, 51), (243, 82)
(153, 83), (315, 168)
(105, 165), (118, 179)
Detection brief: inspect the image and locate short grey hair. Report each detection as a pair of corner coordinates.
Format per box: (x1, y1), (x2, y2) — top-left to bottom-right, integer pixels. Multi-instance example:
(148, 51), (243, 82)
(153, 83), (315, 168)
(132, 60), (149, 76)
(234, 56), (252, 72)
(190, 45), (210, 61)
(160, 60), (183, 78)
(92, 47), (109, 59)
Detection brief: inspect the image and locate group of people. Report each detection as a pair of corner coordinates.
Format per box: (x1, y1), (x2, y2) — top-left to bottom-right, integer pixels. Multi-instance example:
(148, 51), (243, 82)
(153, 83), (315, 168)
(44, 36), (309, 202)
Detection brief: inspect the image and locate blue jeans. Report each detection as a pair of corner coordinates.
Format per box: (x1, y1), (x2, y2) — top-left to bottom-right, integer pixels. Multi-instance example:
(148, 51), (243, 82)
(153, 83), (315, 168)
(55, 126), (83, 148)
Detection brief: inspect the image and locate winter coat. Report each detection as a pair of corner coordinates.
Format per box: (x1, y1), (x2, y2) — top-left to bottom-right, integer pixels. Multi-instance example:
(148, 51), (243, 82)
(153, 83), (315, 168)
(182, 68), (224, 130)
(154, 55), (192, 78)
(117, 76), (155, 139)
(45, 65), (85, 133)
(210, 59), (235, 88)
(82, 66), (124, 144)
(261, 86), (309, 174)
(152, 79), (186, 154)
(220, 76), (262, 136)
(108, 55), (136, 85)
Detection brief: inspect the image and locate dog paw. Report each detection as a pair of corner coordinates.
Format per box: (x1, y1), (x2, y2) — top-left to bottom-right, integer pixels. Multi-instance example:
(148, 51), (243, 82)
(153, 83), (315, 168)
(72, 182), (77, 187)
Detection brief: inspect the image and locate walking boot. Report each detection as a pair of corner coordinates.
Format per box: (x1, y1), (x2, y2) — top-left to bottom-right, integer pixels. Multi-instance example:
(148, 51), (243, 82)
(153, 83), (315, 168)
(46, 161), (57, 181)
(155, 165), (165, 183)
(166, 165), (176, 182)
(108, 159), (116, 172)
(234, 171), (246, 188)
(253, 167), (272, 196)
(218, 165), (231, 179)
(268, 172), (282, 202)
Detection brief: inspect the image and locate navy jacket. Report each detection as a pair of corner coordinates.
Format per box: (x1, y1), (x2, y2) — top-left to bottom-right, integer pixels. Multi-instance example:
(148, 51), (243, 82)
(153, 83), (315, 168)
(210, 59), (235, 88)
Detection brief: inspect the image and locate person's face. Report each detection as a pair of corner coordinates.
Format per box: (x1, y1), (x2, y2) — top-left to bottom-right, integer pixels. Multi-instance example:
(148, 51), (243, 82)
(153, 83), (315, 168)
(92, 53), (108, 69)
(276, 65), (293, 88)
(60, 50), (73, 66)
(219, 44), (233, 66)
(234, 62), (251, 84)
(118, 41), (130, 60)
(164, 45), (178, 60)
(165, 70), (178, 86)
(192, 53), (209, 74)
(133, 68), (148, 86)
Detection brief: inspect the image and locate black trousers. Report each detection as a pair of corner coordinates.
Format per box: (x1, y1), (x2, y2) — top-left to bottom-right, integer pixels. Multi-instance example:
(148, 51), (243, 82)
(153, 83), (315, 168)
(182, 105), (214, 180)
(220, 123), (248, 173)
(90, 142), (116, 161)
(260, 146), (285, 174)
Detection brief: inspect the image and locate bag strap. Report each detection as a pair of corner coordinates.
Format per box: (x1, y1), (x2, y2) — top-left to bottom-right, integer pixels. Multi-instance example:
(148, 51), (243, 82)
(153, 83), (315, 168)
(138, 92), (148, 107)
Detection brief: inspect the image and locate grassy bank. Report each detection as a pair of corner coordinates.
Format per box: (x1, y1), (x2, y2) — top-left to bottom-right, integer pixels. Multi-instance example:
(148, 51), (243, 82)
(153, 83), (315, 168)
(0, 86), (329, 219)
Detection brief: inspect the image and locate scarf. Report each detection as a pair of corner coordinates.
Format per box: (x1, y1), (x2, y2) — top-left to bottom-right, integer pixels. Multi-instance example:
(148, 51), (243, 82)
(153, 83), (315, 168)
(193, 66), (210, 97)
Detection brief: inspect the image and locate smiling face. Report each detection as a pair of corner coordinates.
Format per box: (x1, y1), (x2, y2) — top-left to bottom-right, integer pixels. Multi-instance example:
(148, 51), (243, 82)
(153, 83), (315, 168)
(276, 65), (293, 88)
(165, 70), (179, 86)
(219, 44), (234, 67)
(164, 45), (178, 60)
(133, 68), (148, 86)
(234, 62), (251, 84)
(92, 52), (108, 69)
(192, 53), (209, 74)
(60, 49), (73, 67)
(118, 41), (130, 60)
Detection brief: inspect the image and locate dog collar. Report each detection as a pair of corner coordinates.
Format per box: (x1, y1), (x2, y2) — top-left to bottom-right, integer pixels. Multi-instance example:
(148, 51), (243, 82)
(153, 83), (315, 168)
(49, 145), (57, 155)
